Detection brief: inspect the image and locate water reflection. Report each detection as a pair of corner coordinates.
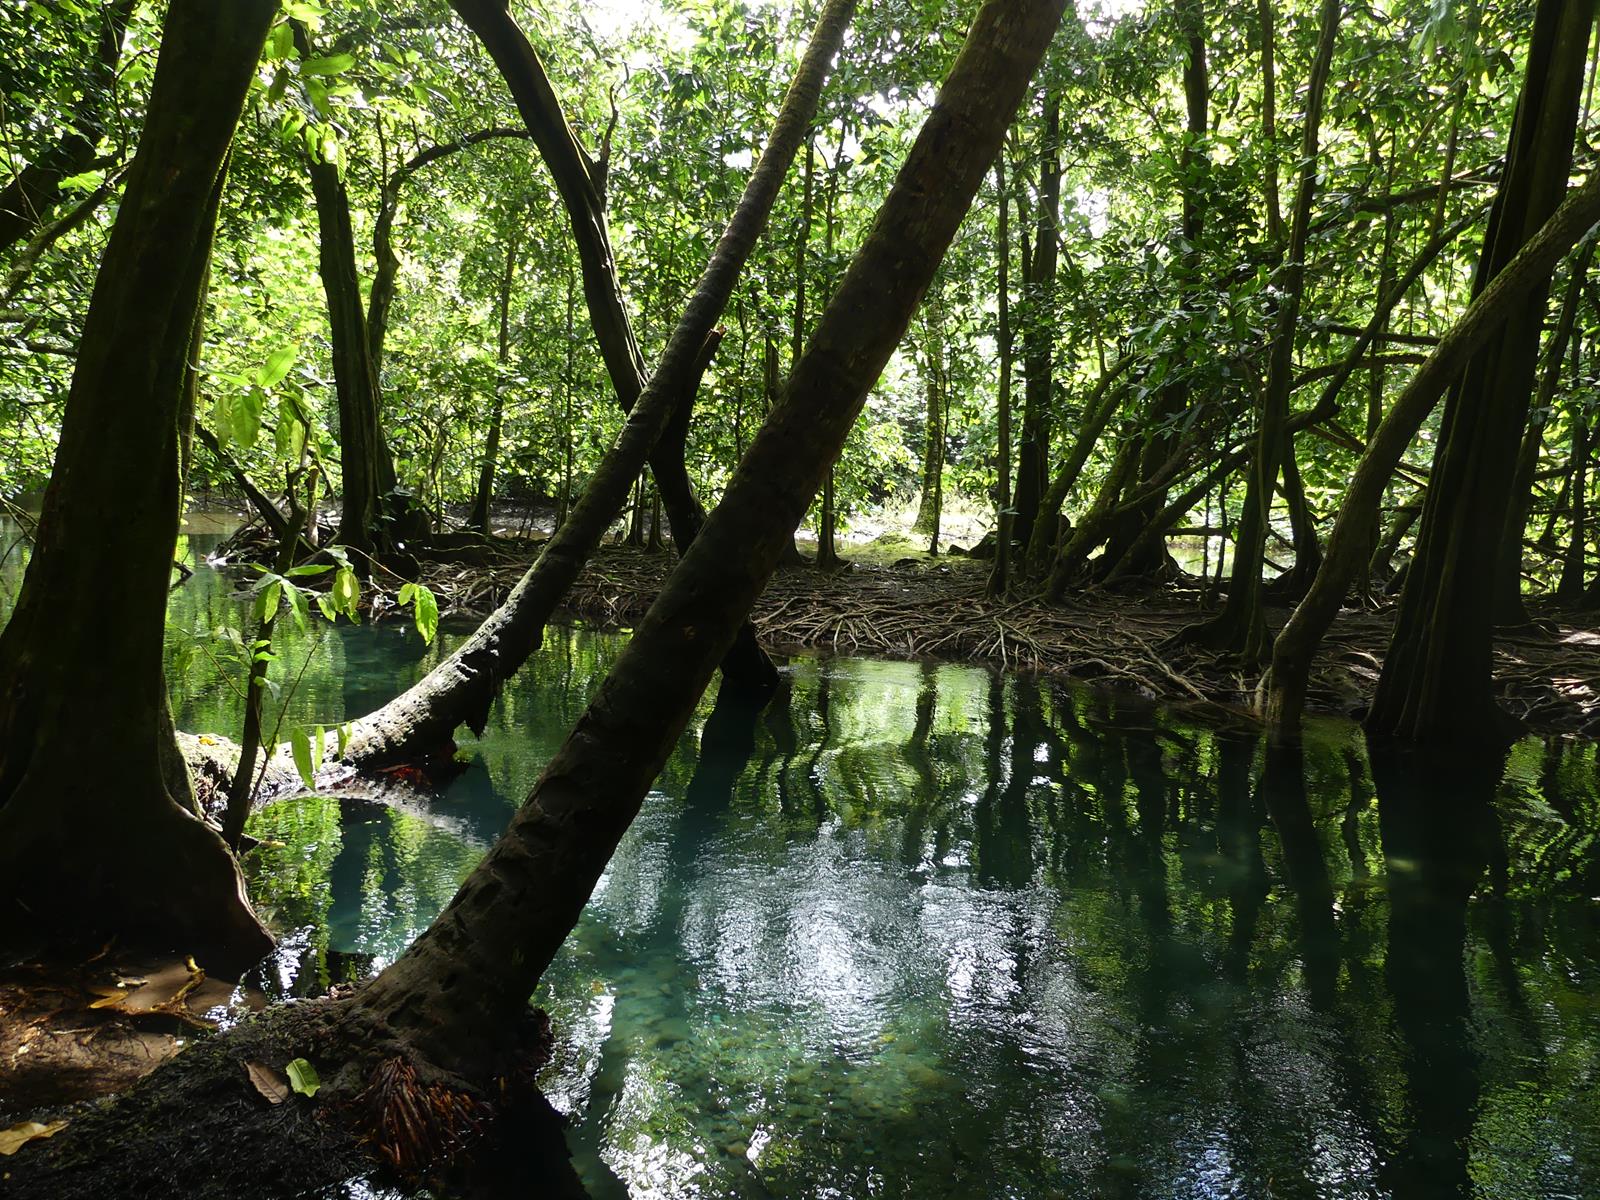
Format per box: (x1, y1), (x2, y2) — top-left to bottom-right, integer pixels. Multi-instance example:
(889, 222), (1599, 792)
(4, 515), (1600, 1197)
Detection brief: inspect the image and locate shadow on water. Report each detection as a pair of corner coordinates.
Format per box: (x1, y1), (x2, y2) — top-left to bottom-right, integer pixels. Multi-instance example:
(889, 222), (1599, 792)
(5, 512), (1600, 1197)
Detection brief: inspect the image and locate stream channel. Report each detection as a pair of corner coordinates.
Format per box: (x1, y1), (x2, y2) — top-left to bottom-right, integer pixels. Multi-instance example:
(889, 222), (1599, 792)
(2, 512), (1599, 1199)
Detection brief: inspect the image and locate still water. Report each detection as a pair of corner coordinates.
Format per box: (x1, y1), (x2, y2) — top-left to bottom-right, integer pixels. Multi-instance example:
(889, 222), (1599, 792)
(4, 516), (1600, 1198)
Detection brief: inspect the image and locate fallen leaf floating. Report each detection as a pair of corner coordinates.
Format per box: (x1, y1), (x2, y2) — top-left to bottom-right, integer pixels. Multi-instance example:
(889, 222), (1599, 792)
(0, 1120), (69, 1156)
(245, 1061), (290, 1105)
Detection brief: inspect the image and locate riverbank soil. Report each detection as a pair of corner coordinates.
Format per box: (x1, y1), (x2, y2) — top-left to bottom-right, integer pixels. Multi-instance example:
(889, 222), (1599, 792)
(413, 541), (1600, 738)
(0, 951), (261, 1121)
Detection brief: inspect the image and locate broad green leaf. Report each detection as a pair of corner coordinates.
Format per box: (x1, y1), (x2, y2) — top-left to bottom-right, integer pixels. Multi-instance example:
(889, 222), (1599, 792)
(316, 592), (338, 622)
(332, 566), (360, 620)
(285, 581), (310, 631)
(314, 724), (326, 773)
(300, 53), (354, 76)
(411, 584), (438, 645)
(255, 345), (298, 389)
(397, 582), (415, 606)
(335, 722), (351, 756)
(232, 386), (265, 450)
(285, 562), (332, 577)
(285, 1057), (321, 1097)
(256, 580), (281, 624)
(289, 727), (315, 792)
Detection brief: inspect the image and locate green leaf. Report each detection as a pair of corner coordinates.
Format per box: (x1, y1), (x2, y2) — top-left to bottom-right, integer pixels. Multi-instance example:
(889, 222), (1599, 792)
(316, 592), (338, 622)
(289, 727), (315, 792)
(300, 53), (354, 76)
(284, 1057), (321, 1098)
(332, 566), (360, 620)
(256, 580), (281, 624)
(285, 563), (332, 577)
(255, 344), (298, 389)
(266, 23), (295, 62)
(411, 584), (438, 645)
(232, 386), (266, 450)
(335, 722), (351, 756)
(397, 582), (415, 606)
(314, 724), (326, 773)
(285, 581), (310, 631)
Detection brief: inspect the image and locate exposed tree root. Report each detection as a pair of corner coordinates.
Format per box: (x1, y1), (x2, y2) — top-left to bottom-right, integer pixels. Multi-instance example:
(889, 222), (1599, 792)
(410, 544), (1600, 739)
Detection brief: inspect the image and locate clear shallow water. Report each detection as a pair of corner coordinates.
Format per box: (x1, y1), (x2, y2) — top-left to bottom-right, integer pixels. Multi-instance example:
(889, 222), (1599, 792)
(4, 515), (1600, 1198)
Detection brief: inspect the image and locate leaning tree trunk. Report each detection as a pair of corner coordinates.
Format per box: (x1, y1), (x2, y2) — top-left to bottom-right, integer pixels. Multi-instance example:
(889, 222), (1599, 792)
(0, 0), (276, 972)
(451, 0), (778, 684)
(1261, 165), (1600, 739)
(347, 0), (1067, 1083)
(1367, 0), (1594, 746)
(326, 0), (857, 770)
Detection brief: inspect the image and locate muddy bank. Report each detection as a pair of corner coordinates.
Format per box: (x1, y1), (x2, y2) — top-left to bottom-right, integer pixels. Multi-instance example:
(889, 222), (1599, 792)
(415, 543), (1600, 739)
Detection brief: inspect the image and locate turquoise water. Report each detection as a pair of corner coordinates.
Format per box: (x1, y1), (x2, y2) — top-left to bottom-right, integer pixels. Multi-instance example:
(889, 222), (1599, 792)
(4, 516), (1600, 1198)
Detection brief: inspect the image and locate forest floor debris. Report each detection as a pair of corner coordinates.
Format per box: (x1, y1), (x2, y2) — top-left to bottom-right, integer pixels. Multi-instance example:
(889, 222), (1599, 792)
(416, 542), (1600, 739)
(0, 951), (264, 1122)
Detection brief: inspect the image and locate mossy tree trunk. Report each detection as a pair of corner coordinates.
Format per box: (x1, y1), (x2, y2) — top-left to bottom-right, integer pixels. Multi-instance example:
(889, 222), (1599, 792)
(1367, 0), (1594, 746)
(0, 0), (277, 972)
(988, 155), (1016, 596)
(347, 0), (1066, 1078)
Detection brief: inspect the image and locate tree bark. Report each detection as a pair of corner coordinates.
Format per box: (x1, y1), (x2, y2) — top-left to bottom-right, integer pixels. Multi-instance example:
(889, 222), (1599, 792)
(1367, 0), (1594, 746)
(346, 0), (1066, 1080)
(0, 0), (277, 972)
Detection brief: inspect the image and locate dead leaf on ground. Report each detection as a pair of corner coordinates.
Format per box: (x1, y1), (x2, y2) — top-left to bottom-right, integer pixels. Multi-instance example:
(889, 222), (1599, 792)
(0, 1119), (69, 1156)
(245, 1061), (290, 1105)
(87, 990), (129, 1010)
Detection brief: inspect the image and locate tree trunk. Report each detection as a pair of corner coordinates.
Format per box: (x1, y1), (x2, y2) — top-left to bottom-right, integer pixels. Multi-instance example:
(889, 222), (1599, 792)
(292, 23), (426, 567)
(1100, 0), (1207, 577)
(329, 0), (856, 769)
(451, 0), (784, 671)
(349, 0), (1066, 1081)
(1181, 0), (1341, 661)
(1494, 236), (1594, 619)
(1367, 0), (1594, 746)
(0, 0), (276, 972)
(1012, 94), (1060, 552)
(1261, 164), (1600, 739)
(912, 290), (946, 535)
(467, 227), (520, 533)
(367, 125), (531, 374)
(988, 155), (1016, 596)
